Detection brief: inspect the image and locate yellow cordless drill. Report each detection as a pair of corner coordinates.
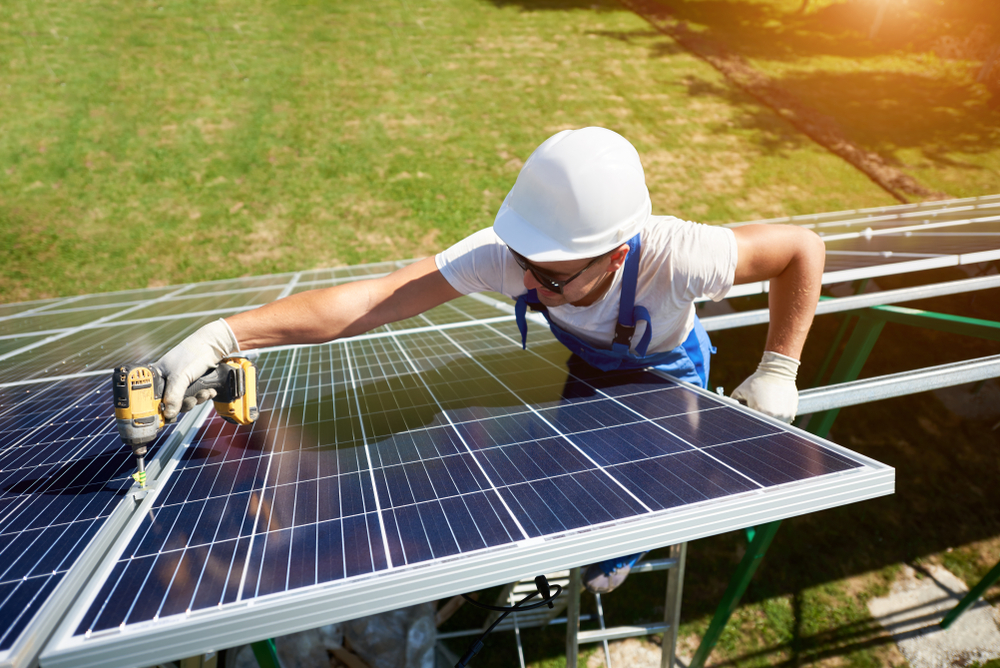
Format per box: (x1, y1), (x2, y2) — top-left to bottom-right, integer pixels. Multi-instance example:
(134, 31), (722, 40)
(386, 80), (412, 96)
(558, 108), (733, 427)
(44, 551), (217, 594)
(112, 357), (259, 488)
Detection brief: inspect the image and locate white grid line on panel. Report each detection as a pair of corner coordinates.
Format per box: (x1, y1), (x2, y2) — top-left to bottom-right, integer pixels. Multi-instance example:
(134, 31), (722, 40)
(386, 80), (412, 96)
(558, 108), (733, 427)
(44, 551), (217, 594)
(0, 295), (90, 322)
(120, 492), (190, 626)
(0, 308), (514, 352)
(214, 348), (294, 609)
(254, 346), (308, 600)
(124, 392), (767, 496)
(384, 332), (532, 543)
(276, 273), (303, 301)
(1, 301), (149, 324)
(365, 339), (476, 559)
(293, 272), (392, 291)
(237, 348), (299, 602)
(424, 326), (656, 514)
(464, 322), (768, 490)
(278, 344), (311, 593)
(172, 465), (239, 615)
(0, 307), (263, 342)
(330, 346), (350, 585)
(0, 571), (65, 649)
(0, 285), (197, 364)
(734, 193), (1000, 227)
(0, 382), (118, 498)
(900, 232), (1000, 237)
(133, 402), (797, 538)
(825, 251), (941, 259)
(343, 343), (394, 569)
(0, 284), (279, 326)
(817, 214), (1000, 243)
(252, 316), (517, 356)
(813, 203), (998, 230)
(283, 344), (311, 591)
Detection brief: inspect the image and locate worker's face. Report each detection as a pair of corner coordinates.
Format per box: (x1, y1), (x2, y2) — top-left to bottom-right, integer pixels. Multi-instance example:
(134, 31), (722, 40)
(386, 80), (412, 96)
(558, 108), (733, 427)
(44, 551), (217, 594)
(515, 245), (629, 307)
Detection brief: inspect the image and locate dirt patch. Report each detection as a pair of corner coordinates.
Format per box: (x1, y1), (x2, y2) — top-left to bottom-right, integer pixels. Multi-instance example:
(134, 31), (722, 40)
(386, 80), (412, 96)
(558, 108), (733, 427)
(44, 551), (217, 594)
(585, 637), (664, 668)
(618, 0), (950, 203)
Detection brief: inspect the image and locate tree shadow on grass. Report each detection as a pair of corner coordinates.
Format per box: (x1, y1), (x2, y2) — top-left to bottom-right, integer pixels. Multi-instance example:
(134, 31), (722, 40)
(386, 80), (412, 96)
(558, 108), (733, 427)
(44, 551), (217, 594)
(667, 65), (999, 169)
(586, 27), (687, 58)
(677, 74), (816, 156)
(484, 0), (625, 11)
(773, 69), (1000, 160)
(482, 0), (996, 60)
(633, 0), (998, 63)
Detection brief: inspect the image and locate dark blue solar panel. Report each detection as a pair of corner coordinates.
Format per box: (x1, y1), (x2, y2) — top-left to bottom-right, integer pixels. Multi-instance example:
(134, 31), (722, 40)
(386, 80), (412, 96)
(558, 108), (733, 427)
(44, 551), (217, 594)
(72, 324), (865, 637)
(0, 376), (175, 652)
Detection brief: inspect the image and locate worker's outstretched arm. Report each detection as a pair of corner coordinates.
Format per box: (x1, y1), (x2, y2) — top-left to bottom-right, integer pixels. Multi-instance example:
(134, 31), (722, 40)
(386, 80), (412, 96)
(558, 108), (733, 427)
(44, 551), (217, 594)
(227, 257), (462, 349)
(729, 224), (826, 422)
(157, 257), (462, 419)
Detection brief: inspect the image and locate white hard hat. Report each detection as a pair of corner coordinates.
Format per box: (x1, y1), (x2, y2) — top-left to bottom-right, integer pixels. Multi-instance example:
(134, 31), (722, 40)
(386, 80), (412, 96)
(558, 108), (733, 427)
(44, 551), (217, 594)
(493, 127), (651, 262)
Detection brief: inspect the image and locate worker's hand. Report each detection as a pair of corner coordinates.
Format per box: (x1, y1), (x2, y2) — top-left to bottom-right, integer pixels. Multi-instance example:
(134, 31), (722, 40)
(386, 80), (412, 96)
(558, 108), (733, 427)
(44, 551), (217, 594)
(156, 319), (240, 422)
(731, 351), (800, 423)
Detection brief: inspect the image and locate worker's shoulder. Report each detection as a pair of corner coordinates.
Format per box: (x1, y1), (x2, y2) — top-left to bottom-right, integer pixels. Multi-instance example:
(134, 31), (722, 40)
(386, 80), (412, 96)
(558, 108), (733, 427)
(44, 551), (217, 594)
(643, 215), (734, 244)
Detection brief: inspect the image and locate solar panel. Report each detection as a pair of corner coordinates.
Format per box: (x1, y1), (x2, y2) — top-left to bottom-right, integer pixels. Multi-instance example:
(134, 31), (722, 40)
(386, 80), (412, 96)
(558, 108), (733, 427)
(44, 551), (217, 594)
(722, 194), (1000, 299)
(40, 320), (892, 668)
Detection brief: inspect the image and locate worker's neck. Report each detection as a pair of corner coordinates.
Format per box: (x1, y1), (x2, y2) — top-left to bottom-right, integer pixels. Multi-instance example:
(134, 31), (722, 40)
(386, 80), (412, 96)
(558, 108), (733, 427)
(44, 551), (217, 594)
(569, 271), (616, 307)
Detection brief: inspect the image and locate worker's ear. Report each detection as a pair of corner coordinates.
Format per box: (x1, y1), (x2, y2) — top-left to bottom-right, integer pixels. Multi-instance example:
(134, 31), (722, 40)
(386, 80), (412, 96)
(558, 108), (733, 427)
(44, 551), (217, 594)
(604, 244), (631, 272)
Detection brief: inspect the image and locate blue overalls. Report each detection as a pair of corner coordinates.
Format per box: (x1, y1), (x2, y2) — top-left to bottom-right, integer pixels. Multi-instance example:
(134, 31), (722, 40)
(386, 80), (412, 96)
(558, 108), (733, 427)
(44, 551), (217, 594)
(514, 233), (715, 579)
(513, 234), (715, 389)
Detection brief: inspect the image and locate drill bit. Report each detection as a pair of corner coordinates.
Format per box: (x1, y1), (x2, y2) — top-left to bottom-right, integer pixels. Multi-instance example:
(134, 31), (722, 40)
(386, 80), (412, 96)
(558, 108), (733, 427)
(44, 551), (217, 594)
(131, 445), (148, 488)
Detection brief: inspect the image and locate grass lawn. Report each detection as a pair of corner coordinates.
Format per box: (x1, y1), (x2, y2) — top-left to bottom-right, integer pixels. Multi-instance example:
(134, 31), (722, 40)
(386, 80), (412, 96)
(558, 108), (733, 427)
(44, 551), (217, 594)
(0, 0), (898, 303)
(646, 0), (1000, 199)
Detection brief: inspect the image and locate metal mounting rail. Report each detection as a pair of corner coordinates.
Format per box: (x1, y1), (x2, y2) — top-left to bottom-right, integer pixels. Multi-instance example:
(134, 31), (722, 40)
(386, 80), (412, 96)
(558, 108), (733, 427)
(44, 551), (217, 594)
(702, 274), (1000, 331)
(797, 354), (1000, 415)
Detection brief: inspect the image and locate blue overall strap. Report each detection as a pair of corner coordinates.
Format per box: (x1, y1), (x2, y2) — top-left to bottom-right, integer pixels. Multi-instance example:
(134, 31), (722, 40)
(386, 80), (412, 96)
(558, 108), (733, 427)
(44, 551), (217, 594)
(514, 289), (545, 350)
(611, 234), (653, 357)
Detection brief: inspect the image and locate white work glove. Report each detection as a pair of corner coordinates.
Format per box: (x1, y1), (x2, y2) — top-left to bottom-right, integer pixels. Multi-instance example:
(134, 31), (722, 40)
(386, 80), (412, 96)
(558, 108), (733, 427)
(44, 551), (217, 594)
(155, 319), (240, 422)
(731, 351), (800, 423)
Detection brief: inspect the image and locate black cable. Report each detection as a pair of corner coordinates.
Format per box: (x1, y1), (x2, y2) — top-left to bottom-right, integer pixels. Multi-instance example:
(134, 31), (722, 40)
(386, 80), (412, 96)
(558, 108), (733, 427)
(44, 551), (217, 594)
(454, 575), (562, 668)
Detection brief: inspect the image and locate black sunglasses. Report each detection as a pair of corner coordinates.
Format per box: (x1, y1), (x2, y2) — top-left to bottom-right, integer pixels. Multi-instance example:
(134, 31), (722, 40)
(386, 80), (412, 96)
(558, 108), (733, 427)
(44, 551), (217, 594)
(507, 246), (604, 294)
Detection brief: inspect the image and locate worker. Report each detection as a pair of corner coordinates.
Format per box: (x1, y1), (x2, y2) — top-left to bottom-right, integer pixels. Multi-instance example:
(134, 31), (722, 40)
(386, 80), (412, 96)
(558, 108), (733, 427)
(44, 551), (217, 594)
(155, 127), (825, 594)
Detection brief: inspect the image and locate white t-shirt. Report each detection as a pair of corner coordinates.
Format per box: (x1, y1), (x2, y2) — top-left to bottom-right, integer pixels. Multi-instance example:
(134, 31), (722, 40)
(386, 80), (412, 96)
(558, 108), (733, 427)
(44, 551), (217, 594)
(435, 216), (738, 353)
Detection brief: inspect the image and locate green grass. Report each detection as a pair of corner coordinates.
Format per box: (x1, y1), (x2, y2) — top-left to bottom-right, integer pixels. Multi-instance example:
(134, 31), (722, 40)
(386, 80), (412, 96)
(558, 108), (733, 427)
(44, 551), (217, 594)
(0, 0), (899, 302)
(645, 0), (1000, 199)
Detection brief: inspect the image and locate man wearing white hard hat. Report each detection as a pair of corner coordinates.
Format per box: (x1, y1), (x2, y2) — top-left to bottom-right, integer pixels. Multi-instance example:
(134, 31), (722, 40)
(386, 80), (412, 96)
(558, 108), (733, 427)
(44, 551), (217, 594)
(156, 127), (825, 593)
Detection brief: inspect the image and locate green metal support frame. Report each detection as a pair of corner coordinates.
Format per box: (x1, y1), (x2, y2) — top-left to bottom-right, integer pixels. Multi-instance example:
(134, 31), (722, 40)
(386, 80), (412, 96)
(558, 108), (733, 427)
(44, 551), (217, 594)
(940, 558), (1000, 629)
(688, 521), (782, 668)
(689, 299), (1000, 668)
(251, 639), (281, 668)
